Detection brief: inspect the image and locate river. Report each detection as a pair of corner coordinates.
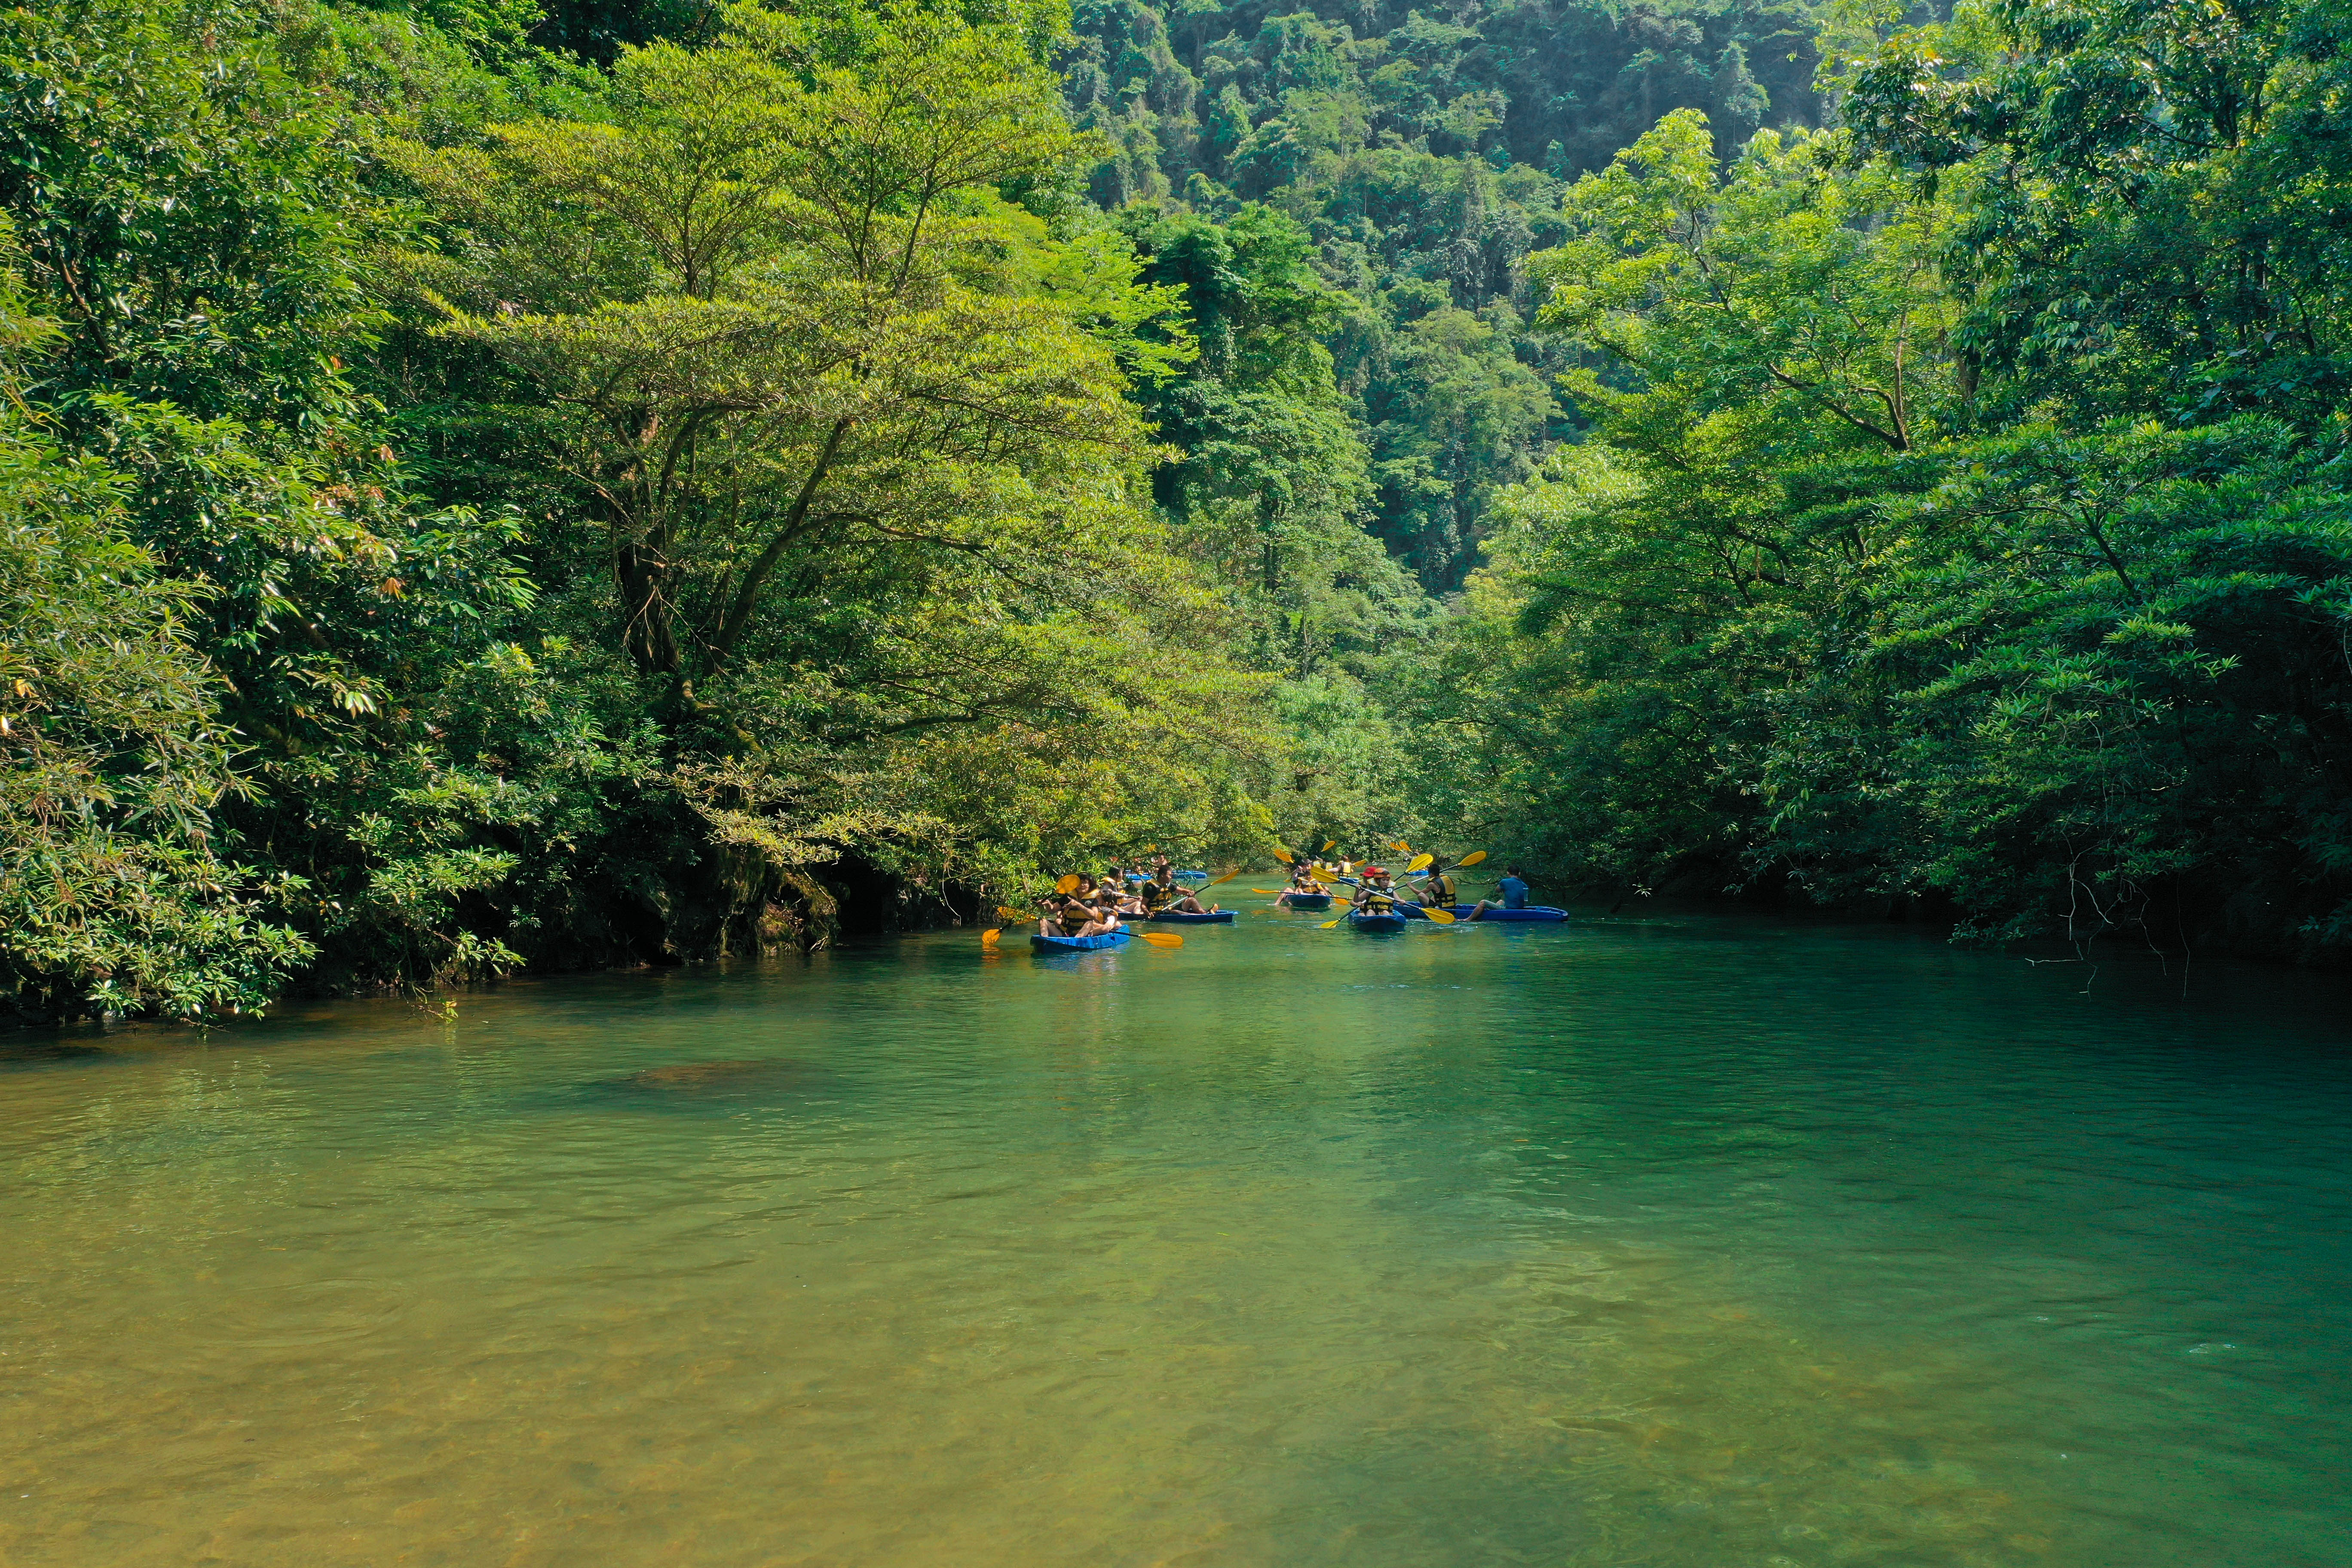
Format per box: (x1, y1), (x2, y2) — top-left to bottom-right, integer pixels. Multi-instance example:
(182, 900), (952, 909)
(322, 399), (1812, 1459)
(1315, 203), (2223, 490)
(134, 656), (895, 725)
(4, 906), (2349, 1565)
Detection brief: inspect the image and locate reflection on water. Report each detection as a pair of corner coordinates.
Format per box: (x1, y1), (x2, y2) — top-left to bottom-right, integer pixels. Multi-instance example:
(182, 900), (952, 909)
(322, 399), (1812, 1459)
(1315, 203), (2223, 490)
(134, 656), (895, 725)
(3, 911), (2350, 1566)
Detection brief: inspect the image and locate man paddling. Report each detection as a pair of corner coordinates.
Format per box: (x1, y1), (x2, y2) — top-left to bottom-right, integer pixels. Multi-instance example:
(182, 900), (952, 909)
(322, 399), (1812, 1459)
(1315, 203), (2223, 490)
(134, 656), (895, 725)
(1415, 856), (1458, 912)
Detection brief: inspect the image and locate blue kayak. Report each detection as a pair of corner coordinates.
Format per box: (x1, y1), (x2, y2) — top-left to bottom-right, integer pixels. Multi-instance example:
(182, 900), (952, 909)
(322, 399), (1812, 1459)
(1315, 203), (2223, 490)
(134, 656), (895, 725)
(1348, 911), (1409, 934)
(1125, 870), (1210, 883)
(1279, 891), (1332, 910)
(1445, 904), (1568, 923)
(1031, 930), (1132, 952)
(1146, 910), (1233, 924)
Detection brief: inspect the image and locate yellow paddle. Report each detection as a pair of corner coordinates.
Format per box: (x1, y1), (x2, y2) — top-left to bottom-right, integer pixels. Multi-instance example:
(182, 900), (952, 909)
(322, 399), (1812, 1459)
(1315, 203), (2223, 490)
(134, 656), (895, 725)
(1321, 840), (1336, 851)
(981, 928), (1001, 947)
(1054, 873), (1081, 894)
(1133, 930), (1182, 948)
(1405, 852), (1433, 874)
(1204, 870), (1240, 888)
(1272, 846), (1295, 863)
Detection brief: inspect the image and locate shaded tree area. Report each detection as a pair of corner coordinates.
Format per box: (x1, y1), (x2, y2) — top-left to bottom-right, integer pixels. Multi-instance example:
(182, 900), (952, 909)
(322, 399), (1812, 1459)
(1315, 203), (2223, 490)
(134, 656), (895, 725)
(1416, 0), (2352, 962)
(0, 0), (1291, 1022)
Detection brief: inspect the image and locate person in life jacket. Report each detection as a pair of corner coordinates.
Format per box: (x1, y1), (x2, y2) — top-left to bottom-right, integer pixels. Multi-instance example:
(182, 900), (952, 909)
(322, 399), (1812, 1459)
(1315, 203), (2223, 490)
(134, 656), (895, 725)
(1352, 866), (1398, 914)
(1415, 857), (1458, 911)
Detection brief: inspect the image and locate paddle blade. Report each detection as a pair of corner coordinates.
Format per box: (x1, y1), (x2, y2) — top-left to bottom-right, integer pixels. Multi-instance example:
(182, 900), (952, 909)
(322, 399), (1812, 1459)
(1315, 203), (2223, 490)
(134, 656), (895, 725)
(1054, 873), (1081, 894)
(1205, 870), (1240, 887)
(1457, 850), (1488, 867)
(1406, 853), (1433, 873)
(1251, 888), (1283, 894)
(1319, 917), (1345, 929)
(1134, 930), (1183, 948)
(1321, 840), (1336, 851)
(1271, 846), (1294, 863)
(1421, 908), (1456, 924)
(982, 928), (1001, 947)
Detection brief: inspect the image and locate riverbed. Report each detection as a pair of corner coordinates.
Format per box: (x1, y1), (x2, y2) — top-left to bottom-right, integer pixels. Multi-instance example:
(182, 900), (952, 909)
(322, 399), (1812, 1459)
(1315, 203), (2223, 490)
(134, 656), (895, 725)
(5, 907), (2349, 1565)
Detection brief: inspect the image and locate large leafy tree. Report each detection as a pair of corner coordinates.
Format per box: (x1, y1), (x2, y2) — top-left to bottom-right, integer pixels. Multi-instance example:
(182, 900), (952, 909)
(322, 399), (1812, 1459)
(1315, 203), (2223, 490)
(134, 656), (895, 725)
(389, 2), (1278, 919)
(1412, 113), (1957, 886)
(0, 245), (312, 1023)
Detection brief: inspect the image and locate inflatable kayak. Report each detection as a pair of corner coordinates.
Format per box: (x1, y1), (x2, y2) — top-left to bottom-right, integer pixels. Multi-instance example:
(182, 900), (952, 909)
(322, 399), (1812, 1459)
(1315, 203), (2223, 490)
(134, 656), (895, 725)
(1279, 891), (1332, 910)
(1446, 904), (1568, 923)
(1348, 911), (1409, 934)
(1146, 909), (1233, 924)
(1031, 930), (1133, 952)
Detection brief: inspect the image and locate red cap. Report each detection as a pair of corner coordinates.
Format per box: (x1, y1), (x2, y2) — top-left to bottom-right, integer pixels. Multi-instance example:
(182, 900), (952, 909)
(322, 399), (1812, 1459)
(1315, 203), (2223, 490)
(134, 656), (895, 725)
(1366, 865), (1386, 875)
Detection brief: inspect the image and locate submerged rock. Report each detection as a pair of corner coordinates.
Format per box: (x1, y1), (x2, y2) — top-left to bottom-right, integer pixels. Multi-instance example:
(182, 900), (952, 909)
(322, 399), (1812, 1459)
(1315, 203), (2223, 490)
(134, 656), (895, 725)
(587, 1057), (825, 1106)
(0, 1041), (110, 1069)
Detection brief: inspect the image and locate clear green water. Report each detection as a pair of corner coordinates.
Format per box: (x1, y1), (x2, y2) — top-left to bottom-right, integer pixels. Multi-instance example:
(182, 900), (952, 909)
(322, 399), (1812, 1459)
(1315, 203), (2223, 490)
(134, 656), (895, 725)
(6, 908), (2350, 1566)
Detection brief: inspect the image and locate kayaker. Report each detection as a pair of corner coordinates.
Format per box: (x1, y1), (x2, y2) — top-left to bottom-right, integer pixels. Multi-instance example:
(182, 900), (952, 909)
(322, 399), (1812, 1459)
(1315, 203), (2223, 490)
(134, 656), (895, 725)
(1163, 883), (1219, 914)
(1466, 865), (1532, 922)
(1142, 864), (1179, 911)
(1051, 893), (1121, 938)
(1415, 857), (1458, 910)
(1038, 894), (1092, 938)
(1352, 867), (1397, 913)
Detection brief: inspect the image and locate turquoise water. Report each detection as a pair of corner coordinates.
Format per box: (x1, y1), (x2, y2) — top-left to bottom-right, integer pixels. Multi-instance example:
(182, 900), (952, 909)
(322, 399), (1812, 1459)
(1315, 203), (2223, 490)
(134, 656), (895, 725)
(4, 906), (2349, 1565)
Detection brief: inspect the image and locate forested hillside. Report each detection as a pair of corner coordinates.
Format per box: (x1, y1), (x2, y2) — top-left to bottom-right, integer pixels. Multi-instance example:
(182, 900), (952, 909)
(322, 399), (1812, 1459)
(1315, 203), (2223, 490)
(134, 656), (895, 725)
(10, 0), (2352, 1025)
(1063, 0), (1824, 587)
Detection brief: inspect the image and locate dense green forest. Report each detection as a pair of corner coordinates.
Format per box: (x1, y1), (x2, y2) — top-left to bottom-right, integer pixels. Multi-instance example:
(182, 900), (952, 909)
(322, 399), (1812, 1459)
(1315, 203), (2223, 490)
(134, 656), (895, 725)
(8, 0), (2352, 1023)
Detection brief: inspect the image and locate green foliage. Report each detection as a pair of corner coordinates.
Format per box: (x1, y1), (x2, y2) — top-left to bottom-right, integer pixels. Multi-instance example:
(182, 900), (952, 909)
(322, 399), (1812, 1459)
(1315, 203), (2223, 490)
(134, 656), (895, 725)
(0, 254), (311, 1023)
(1421, 0), (2352, 958)
(1058, 0), (1829, 587)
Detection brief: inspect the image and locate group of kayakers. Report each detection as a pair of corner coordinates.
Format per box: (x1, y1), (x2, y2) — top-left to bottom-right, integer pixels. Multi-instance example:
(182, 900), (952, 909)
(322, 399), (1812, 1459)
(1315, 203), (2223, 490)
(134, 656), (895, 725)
(1279, 853), (1532, 919)
(1034, 855), (1220, 939)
